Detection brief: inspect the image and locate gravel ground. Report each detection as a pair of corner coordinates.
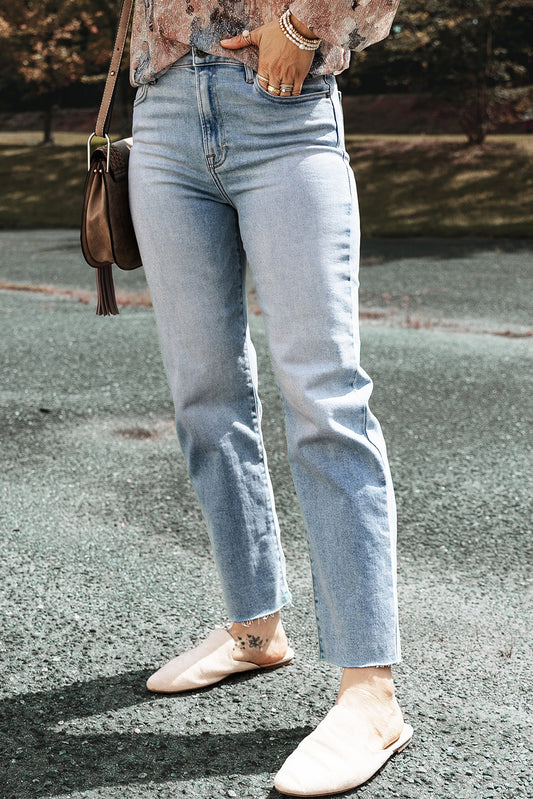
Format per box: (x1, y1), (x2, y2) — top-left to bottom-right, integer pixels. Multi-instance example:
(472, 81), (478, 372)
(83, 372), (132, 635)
(0, 233), (532, 799)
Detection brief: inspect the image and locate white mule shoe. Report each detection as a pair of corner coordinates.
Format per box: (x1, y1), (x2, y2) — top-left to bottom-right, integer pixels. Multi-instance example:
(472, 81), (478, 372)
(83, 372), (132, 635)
(146, 628), (294, 693)
(274, 704), (413, 797)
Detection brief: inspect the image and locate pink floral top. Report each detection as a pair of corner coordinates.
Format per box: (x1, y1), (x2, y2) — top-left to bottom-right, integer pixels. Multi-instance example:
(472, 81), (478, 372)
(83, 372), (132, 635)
(130, 1), (400, 85)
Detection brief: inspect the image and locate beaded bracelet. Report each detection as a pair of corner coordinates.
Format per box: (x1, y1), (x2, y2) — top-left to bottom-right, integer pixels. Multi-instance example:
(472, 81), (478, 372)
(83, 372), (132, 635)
(279, 9), (321, 51)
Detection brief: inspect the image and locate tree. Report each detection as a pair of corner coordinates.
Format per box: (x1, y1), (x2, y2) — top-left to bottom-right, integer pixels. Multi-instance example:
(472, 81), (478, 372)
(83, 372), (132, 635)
(0, 1), (118, 143)
(342, 0), (533, 143)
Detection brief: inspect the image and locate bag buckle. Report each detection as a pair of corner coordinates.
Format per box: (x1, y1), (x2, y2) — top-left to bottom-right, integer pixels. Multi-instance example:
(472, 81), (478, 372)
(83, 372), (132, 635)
(87, 132), (112, 172)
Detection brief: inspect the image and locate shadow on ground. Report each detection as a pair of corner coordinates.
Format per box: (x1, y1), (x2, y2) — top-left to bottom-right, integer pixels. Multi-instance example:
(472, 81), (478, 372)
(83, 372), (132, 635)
(1, 671), (310, 796)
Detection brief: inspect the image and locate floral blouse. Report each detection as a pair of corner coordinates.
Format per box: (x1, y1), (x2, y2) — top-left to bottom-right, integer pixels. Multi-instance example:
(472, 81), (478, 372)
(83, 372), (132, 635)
(130, 1), (400, 85)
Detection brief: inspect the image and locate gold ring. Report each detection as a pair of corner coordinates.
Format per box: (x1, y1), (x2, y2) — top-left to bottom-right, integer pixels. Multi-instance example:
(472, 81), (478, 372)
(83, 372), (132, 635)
(267, 85), (281, 95)
(257, 73), (269, 83)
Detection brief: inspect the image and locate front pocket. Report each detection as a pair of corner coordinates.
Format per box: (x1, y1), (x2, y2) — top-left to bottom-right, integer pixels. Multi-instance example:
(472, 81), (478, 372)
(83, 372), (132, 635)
(253, 73), (331, 104)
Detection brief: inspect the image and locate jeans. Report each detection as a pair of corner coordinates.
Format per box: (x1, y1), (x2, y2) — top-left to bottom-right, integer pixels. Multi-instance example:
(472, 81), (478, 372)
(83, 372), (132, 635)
(129, 48), (401, 667)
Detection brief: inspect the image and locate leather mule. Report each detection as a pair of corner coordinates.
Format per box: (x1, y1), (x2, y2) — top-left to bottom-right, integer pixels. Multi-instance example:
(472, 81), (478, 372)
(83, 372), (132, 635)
(147, 628), (294, 693)
(274, 704), (413, 796)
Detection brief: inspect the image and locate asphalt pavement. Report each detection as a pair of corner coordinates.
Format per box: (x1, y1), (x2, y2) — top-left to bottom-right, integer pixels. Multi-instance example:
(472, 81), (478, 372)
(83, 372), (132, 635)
(0, 231), (532, 799)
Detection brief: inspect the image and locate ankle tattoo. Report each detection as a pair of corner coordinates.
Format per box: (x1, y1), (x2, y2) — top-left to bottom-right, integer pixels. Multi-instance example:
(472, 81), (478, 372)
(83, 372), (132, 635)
(234, 634), (270, 651)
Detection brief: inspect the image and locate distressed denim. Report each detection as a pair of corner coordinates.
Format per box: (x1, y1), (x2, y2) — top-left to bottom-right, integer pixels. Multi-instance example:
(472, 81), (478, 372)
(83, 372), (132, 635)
(129, 49), (400, 666)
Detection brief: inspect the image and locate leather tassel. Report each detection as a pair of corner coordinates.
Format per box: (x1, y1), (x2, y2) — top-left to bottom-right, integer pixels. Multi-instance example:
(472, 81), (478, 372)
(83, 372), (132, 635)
(95, 264), (119, 316)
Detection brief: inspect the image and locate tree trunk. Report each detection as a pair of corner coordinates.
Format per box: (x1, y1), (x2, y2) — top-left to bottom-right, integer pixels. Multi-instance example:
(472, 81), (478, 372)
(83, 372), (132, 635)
(41, 103), (55, 145)
(459, 97), (487, 146)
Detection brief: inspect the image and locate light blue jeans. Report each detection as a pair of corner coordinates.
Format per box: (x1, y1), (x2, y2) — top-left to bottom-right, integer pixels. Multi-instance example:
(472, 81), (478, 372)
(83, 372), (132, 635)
(129, 48), (400, 667)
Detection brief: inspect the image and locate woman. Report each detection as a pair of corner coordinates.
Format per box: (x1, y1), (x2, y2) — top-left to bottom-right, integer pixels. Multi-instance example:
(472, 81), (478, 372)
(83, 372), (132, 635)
(128, 2), (412, 795)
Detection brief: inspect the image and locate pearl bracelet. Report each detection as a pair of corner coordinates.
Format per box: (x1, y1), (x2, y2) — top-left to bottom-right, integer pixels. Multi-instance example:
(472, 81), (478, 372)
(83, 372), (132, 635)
(279, 9), (321, 51)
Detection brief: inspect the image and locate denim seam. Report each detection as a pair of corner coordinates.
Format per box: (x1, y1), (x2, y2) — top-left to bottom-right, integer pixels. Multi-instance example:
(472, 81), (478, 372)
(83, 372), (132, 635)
(208, 70), (227, 169)
(307, 547), (326, 660)
(328, 81), (342, 149)
(194, 66), (233, 204)
(195, 65), (227, 167)
(353, 232), (400, 661)
(192, 60), (242, 67)
(342, 155), (388, 488)
(195, 65), (212, 167)
(206, 71), (235, 203)
(344, 153), (400, 663)
(207, 167), (235, 206)
(358, 405), (401, 663)
(237, 262), (289, 606)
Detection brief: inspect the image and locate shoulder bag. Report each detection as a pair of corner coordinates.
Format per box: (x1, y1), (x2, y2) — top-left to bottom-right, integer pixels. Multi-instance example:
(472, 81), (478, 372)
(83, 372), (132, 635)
(80, 0), (141, 316)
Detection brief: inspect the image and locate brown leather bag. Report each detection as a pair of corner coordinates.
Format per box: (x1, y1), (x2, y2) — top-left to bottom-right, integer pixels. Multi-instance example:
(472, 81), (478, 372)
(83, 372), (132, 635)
(80, 0), (141, 315)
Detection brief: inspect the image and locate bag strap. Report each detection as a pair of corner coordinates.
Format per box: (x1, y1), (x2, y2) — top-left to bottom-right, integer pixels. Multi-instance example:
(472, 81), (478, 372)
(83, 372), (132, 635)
(94, 0), (135, 138)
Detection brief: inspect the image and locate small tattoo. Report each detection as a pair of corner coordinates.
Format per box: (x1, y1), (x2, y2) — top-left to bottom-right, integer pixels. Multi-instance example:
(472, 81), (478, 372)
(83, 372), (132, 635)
(246, 634), (269, 650)
(233, 633), (271, 653)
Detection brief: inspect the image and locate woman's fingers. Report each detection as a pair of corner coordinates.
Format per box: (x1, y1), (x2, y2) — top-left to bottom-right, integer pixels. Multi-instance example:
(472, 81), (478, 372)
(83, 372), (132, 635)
(290, 78), (304, 97)
(221, 19), (314, 97)
(219, 29), (257, 50)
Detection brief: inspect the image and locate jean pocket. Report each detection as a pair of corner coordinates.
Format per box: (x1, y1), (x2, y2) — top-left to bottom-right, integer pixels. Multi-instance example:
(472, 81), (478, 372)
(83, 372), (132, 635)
(253, 73), (331, 104)
(133, 84), (149, 107)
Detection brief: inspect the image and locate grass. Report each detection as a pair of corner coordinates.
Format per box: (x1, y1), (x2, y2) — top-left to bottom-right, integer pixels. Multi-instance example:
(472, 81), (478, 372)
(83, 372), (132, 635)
(0, 135), (88, 229)
(347, 135), (533, 237)
(0, 133), (532, 236)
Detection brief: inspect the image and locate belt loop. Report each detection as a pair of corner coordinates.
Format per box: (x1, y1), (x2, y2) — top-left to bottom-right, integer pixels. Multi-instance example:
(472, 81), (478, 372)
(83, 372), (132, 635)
(244, 64), (254, 83)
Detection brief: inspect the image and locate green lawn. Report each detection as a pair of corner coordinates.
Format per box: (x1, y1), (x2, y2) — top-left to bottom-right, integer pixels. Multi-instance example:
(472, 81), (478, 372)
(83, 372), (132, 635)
(1, 133), (532, 236)
(347, 135), (533, 237)
(0, 134), (90, 229)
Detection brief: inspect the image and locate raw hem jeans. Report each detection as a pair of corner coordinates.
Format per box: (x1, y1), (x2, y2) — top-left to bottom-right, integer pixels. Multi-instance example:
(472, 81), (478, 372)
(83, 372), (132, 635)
(129, 49), (401, 667)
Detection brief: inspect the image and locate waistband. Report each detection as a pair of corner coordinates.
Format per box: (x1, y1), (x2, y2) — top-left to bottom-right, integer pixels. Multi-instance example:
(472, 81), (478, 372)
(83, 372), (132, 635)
(171, 47), (246, 68)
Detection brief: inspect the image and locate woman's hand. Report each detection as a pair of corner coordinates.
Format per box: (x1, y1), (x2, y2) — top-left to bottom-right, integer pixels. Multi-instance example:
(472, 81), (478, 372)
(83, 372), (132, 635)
(220, 17), (316, 96)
